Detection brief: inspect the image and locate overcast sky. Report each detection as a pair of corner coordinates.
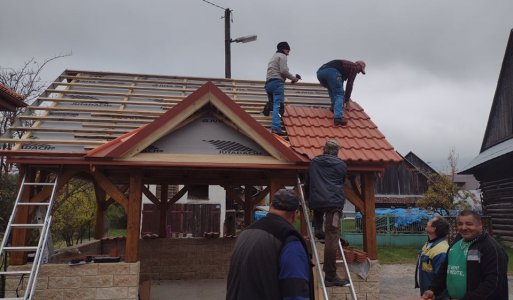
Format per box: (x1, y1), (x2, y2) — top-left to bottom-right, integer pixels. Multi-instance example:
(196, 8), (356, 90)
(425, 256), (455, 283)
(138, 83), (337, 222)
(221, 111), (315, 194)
(1, 0), (512, 172)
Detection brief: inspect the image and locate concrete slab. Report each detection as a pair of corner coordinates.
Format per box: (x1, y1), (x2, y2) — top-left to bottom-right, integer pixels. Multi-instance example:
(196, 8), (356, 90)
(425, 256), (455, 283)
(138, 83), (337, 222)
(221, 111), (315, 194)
(151, 279), (226, 300)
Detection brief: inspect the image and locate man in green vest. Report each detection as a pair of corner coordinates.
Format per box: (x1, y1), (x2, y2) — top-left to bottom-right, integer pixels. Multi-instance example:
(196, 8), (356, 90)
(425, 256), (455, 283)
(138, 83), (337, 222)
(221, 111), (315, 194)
(422, 210), (509, 300)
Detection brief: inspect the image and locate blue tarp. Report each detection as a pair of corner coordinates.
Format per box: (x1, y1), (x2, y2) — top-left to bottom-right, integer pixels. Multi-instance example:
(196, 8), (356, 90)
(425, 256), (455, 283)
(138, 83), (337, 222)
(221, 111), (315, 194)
(355, 208), (435, 228)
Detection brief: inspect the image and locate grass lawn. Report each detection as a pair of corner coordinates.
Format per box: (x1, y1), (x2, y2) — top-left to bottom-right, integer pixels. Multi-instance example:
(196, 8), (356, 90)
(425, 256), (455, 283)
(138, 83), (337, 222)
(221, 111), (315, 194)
(377, 246), (418, 264)
(107, 228), (127, 237)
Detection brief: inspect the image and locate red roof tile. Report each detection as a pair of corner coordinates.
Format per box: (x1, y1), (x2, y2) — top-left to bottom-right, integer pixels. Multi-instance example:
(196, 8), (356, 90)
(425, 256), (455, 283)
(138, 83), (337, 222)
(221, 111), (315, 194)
(0, 83), (26, 111)
(283, 101), (402, 166)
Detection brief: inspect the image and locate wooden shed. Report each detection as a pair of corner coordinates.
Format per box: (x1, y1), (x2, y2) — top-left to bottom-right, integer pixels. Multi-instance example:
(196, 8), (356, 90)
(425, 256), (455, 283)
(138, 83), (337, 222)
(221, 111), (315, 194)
(0, 70), (401, 297)
(375, 151), (435, 208)
(461, 29), (513, 243)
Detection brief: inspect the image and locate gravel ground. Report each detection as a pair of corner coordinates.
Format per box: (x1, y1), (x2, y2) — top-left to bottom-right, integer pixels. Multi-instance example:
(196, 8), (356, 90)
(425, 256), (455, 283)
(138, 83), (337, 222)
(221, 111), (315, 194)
(379, 264), (421, 300)
(150, 264), (513, 299)
(379, 263), (513, 300)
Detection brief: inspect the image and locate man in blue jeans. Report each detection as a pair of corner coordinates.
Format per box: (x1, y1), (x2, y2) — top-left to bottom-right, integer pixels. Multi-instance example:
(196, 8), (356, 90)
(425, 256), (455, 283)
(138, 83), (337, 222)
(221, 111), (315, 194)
(263, 41), (301, 135)
(316, 60), (366, 126)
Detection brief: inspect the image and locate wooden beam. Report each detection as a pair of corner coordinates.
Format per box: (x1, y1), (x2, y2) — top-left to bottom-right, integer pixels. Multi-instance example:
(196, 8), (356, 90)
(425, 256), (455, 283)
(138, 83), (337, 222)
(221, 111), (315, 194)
(10, 168), (33, 265)
(91, 170), (129, 212)
(159, 184), (168, 238)
(225, 186), (244, 207)
(269, 179), (286, 205)
(244, 185), (254, 226)
(167, 185), (188, 206)
(251, 186), (269, 207)
(28, 169), (77, 204)
(94, 184), (106, 240)
(125, 170), (143, 262)
(362, 173), (377, 260)
(344, 185), (365, 213)
(142, 185), (161, 207)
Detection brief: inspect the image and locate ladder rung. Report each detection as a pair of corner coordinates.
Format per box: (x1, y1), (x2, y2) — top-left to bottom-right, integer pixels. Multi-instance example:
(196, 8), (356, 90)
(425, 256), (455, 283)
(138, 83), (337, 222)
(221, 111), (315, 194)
(3, 246), (38, 251)
(10, 224), (44, 228)
(24, 182), (55, 186)
(17, 202), (50, 206)
(0, 270), (31, 275)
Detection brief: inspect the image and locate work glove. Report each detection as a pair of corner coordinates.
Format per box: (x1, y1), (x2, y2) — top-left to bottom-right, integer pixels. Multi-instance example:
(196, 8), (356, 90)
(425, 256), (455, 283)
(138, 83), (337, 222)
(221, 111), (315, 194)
(295, 74), (302, 80)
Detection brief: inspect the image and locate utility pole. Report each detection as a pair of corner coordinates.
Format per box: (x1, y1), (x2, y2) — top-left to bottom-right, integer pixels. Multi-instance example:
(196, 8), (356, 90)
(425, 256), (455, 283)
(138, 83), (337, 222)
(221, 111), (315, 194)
(224, 8), (232, 78)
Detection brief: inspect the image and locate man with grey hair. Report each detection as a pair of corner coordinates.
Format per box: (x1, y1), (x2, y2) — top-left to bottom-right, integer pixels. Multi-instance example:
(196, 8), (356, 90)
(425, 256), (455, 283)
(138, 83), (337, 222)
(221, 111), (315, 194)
(304, 139), (349, 287)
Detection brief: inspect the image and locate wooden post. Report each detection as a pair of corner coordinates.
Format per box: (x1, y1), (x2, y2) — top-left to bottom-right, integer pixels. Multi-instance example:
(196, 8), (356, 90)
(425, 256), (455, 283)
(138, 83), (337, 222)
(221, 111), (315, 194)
(10, 167), (32, 265)
(362, 172), (377, 259)
(94, 184), (106, 240)
(244, 185), (253, 226)
(269, 179), (284, 206)
(125, 171), (142, 262)
(159, 184), (168, 238)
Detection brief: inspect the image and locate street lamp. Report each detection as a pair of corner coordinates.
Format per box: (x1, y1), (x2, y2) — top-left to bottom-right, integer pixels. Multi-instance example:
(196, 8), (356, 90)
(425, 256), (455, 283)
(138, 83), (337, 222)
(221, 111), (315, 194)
(224, 8), (257, 78)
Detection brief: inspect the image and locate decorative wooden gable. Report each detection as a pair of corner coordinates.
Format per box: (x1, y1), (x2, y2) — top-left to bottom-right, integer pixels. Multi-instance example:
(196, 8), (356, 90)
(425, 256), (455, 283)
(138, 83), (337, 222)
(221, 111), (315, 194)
(86, 82), (305, 167)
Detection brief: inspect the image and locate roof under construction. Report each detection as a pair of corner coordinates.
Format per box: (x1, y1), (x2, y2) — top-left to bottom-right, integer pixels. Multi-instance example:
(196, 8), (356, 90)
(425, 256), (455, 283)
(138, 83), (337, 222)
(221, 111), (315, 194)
(0, 69), (401, 170)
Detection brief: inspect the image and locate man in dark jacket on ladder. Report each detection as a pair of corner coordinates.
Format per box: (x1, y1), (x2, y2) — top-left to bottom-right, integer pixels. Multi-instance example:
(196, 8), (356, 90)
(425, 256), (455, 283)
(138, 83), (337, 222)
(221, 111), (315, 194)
(305, 139), (349, 287)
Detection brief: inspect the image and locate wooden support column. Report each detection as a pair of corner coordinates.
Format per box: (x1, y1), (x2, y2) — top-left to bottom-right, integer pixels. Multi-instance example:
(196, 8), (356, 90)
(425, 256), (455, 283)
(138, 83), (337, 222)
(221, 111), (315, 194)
(10, 168), (33, 265)
(269, 179), (285, 206)
(159, 184), (168, 238)
(362, 172), (377, 259)
(125, 171), (142, 262)
(243, 185), (253, 226)
(94, 184), (106, 240)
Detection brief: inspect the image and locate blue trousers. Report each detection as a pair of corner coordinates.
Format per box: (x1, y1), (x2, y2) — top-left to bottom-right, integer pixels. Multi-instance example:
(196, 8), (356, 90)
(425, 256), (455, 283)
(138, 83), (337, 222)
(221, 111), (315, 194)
(317, 67), (345, 119)
(265, 79), (285, 133)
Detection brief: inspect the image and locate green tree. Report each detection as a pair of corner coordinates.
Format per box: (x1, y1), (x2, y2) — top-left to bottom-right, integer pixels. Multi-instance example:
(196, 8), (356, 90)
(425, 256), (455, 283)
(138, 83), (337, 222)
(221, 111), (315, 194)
(417, 148), (471, 215)
(51, 179), (96, 247)
(0, 173), (18, 234)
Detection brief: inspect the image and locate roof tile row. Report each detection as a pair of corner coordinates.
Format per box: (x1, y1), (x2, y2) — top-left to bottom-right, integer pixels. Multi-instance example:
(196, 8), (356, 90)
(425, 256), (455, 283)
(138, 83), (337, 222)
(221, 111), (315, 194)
(283, 101), (401, 164)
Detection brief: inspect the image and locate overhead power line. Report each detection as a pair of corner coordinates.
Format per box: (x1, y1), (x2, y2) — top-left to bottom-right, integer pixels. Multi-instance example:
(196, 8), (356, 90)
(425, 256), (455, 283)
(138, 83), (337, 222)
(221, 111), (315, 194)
(201, 0), (225, 11)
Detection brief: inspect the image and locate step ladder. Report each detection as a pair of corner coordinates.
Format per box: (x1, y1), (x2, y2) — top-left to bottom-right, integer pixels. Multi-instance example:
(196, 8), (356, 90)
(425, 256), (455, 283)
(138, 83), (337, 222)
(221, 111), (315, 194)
(296, 175), (357, 300)
(0, 171), (61, 300)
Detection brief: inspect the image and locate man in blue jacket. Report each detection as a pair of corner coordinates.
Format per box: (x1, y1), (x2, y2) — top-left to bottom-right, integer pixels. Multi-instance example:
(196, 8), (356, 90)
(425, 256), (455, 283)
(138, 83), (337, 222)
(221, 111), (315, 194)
(415, 216), (449, 299)
(226, 189), (312, 300)
(304, 139), (349, 287)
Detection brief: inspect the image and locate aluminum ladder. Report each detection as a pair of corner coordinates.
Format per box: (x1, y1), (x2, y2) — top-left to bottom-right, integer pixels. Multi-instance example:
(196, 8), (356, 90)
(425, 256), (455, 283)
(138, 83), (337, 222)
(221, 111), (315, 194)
(0, 171), (60, 300)
(296, 175), (357, 300)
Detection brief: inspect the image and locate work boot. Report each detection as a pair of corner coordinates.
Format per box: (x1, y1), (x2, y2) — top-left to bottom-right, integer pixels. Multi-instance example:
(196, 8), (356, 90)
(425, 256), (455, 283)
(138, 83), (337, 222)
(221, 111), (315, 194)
(314, 229), (325, 241)
(262, 102), (272, 116)
(324, 275), (350, 287)
(334, 117), (348, 126)
(271, 130), (287, 137)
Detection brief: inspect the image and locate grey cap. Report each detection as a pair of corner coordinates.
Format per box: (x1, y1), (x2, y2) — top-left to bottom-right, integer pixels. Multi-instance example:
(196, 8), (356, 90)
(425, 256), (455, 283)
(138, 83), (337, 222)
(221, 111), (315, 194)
(323, 139), (340, 155)
(271, 189), (300, 212)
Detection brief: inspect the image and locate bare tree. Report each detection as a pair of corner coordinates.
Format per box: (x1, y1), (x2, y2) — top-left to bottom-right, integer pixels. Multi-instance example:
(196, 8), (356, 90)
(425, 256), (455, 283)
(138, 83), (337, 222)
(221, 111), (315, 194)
(447, 147), (459, 181)
(0, 53), (70, 174)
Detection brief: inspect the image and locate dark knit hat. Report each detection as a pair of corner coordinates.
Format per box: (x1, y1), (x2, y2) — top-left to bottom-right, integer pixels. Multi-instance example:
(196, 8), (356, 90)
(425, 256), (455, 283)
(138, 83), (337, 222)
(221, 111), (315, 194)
(271, 189), (300, 212)
(277, 41), (291, 51)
